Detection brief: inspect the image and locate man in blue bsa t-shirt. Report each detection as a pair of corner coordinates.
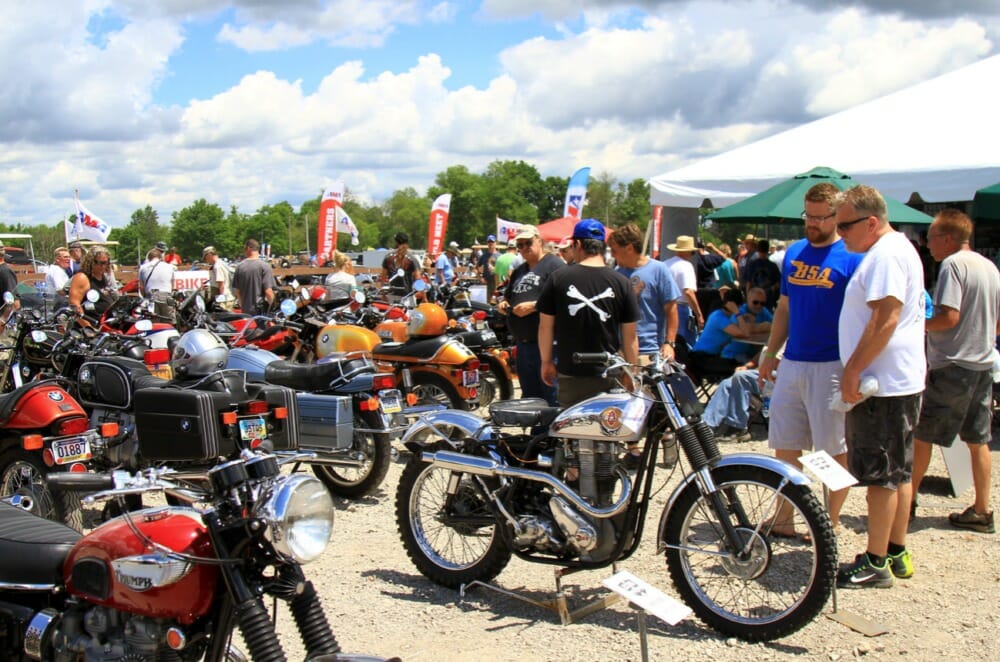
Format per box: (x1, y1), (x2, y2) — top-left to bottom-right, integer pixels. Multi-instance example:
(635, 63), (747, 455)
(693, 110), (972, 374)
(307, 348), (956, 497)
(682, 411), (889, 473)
(758, 182), (864, 535)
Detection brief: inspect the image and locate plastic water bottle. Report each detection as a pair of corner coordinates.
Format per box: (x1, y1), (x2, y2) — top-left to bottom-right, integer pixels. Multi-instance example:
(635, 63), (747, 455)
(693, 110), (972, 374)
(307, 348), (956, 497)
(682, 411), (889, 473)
(761, 379), (774, 418)
(830, 375), (880, 412)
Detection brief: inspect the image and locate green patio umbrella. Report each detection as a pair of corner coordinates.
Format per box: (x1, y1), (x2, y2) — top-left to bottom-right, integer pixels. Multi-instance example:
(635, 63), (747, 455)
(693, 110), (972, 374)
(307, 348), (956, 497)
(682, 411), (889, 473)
(972, 182), (1000, 222)
(706, 166), (933, 224)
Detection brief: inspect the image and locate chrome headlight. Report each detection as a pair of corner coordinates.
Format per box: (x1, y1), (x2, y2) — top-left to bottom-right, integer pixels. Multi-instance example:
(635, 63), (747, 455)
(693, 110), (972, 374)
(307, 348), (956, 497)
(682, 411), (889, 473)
(260, 474), (334, 563)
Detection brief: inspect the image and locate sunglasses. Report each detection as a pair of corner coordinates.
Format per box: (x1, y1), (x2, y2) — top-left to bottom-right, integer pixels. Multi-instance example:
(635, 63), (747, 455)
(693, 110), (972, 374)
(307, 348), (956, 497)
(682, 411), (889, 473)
(516, 241), (533, 249)
(95, 260), (110, 265)
(837, 215), (870, 232)
(801, 211), (836, 222)
(750, 299), (765, 305)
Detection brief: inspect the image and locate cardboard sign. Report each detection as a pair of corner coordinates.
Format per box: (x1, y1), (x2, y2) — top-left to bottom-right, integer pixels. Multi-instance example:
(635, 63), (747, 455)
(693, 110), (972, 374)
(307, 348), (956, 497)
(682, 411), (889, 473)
(173, 270), (209, 292)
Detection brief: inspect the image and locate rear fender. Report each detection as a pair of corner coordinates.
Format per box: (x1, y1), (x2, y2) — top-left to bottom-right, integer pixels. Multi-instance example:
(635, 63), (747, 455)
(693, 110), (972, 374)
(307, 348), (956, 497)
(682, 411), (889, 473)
(400, 409), (493, 454)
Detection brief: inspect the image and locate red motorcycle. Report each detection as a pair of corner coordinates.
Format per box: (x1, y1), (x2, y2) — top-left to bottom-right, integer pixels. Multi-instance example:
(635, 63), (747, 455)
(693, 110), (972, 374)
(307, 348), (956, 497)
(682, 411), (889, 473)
(0, 461), (394, 661)
(0, 377), (117, 530)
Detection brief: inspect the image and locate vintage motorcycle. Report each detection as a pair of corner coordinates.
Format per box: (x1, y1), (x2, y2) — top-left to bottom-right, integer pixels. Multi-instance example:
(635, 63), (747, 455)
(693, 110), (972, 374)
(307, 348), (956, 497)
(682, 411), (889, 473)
(0, 458), (391, 661)
(395, 353), (837, 641)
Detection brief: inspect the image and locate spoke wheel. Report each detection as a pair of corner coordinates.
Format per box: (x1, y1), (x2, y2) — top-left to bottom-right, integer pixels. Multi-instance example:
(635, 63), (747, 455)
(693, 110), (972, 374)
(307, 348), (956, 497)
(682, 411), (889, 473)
(395, 442), (511, 589)
(664, 465), (835, 641)
(0, 448), (84, 531)
(412, 373), (466, 409)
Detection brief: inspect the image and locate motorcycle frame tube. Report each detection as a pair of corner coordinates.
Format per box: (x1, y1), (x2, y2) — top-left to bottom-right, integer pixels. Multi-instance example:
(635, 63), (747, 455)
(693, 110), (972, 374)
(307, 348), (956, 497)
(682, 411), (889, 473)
(655, 453), (813, 549)
(399, 409), (493, 451)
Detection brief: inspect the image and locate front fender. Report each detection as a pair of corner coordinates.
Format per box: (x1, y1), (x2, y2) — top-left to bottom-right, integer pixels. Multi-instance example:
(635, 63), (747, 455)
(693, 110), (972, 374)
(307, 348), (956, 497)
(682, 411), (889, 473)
(656, 453), (813, 545)
(400, 409), (493, 453)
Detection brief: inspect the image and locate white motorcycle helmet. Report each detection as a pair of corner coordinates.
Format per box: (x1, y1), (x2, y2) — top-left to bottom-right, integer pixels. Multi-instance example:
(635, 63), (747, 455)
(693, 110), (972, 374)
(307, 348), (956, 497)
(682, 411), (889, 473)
(171, 329), (229, 377)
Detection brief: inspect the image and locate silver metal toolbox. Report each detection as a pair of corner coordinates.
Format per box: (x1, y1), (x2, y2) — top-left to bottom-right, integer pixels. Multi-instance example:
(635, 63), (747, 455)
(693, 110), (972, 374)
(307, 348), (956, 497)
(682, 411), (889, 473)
(295, 393), (353, 450)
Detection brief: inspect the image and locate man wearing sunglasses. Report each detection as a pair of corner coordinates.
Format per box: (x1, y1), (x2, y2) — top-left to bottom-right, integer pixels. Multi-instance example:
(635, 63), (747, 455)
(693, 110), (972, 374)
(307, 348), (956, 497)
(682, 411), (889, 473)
(835, 185), (925, 589)
(759, 182), (863, 540)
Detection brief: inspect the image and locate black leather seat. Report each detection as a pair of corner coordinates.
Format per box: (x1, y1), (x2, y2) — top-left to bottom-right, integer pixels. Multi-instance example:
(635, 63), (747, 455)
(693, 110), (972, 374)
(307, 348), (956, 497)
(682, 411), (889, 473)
(265, 357), (373, 392)
(0, 504), (80, 586)
(375, 336), (454, 360)
(488, 398), (561, 428)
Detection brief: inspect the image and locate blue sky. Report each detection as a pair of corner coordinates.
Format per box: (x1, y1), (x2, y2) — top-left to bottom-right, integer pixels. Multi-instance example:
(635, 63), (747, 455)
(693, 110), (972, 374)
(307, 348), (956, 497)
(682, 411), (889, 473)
(1, 0), (998, 228)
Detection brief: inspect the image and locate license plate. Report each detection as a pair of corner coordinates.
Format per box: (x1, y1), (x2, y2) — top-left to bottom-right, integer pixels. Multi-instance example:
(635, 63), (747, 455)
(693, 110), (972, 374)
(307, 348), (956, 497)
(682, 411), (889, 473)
(462, 370), (479, 387)
(475, 321), (485, 330)
(149, 365), (173, 380)
(480, 330), (496, 343)
(380, 389), (402, 414)
(239, 417), (268, 442)
(52, 437), (92, 465)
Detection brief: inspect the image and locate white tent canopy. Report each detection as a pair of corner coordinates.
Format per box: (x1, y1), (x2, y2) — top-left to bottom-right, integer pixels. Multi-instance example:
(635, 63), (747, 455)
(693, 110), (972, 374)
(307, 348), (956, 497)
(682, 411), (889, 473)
(650, 54), (1000, 209)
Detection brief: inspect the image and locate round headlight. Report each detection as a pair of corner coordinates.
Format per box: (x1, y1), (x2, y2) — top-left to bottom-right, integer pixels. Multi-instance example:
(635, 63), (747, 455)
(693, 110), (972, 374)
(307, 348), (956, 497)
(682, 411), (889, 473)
(260, 474), (334, 563)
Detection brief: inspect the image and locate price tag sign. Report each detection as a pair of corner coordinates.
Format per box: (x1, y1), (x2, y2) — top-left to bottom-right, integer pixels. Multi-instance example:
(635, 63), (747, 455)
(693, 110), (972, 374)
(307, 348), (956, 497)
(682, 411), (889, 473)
(800, 450), (858, 491)
(601, 570), (691, 626)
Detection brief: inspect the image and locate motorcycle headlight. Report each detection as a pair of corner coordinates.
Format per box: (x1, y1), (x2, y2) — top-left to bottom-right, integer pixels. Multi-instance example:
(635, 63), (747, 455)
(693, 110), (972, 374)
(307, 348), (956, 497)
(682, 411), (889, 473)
(260, 474), (334, 563)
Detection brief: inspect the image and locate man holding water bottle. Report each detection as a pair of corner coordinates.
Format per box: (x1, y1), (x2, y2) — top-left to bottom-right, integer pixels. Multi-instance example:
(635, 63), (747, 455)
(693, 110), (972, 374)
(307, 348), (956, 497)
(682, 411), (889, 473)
(758, 182), (863, 534)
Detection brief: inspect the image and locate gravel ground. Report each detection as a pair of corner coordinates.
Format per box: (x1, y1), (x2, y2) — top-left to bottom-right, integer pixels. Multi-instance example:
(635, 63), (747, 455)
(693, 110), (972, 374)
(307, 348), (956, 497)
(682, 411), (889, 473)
(275, 426), (1000, 662)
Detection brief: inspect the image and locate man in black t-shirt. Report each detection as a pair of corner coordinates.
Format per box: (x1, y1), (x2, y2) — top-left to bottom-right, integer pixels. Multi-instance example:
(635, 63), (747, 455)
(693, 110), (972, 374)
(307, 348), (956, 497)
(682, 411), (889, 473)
(498, 225), (564, 405)
(381, 232), (420, 295)
(537, 219), (639, 407)
(477, 235), (499, 300)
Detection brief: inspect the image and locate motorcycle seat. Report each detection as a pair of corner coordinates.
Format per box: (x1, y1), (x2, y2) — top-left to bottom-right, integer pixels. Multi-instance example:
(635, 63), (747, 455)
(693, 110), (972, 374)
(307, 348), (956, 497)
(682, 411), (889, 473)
(265, 357), (374, 392)
(488, 398), (561, 428)
(0, 503), (81, 586)
(374, 335), (453, 361)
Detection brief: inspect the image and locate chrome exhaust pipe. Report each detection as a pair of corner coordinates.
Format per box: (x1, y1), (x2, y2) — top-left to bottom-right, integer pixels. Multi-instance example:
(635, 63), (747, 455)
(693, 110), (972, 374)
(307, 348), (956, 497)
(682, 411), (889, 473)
(423, 450), (631, 520)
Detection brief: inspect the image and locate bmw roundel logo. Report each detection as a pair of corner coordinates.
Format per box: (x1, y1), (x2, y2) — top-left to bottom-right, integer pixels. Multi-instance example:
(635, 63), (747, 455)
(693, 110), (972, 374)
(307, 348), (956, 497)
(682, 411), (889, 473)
(321, 334), (329, 343)
(47, 391), (64, 402)
(180, 418), (191, 432)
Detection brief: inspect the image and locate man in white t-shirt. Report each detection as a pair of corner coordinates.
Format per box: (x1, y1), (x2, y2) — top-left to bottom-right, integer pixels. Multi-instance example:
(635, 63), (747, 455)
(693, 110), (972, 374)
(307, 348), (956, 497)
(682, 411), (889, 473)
(663, 235), (704, 347)
(835, 185), (925, 589)
(138, 247), (176, 296)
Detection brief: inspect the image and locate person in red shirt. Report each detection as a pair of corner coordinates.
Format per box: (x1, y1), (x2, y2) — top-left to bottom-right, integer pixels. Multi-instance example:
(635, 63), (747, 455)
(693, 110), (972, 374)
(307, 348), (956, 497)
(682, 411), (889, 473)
(163, 246), (182, 266)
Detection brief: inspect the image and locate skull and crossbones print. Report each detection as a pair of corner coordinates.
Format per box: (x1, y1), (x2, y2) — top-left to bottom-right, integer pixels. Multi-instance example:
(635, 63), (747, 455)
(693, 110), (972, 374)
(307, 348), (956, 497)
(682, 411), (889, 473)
(566, 284), (615, 321)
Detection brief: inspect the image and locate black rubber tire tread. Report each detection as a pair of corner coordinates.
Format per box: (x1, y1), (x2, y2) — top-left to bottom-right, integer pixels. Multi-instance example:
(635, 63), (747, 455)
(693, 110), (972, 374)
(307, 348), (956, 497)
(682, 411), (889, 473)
(484, 355), (514, 402)
(411, 373), (467, 409)
(312, 409), (391, 499)
(664, 465), (836, 642)
(395, 442), (511, 589)
(0, 447), (84, 532)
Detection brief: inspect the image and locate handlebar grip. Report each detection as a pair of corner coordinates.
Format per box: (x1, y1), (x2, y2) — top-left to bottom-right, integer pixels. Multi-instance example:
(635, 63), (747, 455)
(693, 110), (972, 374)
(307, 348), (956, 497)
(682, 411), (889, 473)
(572, 352), (615, 364)
(46, 473), (116, 492)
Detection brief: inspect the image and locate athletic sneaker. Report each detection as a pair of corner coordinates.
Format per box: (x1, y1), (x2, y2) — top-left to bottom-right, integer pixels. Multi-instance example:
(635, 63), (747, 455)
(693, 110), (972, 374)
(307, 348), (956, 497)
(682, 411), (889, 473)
(836, 553), (894, 589)
(887, 549), (914, 579)
(948, 506), (995, 533)
(718, 428), (752, 443)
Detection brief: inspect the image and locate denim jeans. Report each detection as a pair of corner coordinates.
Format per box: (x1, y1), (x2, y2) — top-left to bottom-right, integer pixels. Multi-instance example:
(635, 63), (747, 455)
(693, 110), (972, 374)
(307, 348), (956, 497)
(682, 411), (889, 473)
(702, 369), (760, 430)
(516, 341), (558, 406)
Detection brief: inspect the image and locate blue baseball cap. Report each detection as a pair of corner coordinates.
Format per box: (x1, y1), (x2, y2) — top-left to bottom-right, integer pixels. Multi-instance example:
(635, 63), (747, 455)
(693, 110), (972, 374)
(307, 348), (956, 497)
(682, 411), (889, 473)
(572, 218), (606, 241)
(486, 234), (496, 242)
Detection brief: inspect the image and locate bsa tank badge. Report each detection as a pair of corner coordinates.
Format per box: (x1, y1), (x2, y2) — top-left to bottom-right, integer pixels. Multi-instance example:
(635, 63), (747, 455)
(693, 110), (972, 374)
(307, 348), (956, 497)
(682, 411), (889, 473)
(599, 406), (623, 434)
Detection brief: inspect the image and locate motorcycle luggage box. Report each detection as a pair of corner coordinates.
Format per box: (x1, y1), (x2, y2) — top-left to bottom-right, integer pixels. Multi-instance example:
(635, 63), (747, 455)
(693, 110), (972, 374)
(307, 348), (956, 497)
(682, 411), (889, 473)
(78, 358), (167, 410)
(295, 393), (352, 451)
(134, 388), (237, 461)
(246, 382), (300, 451)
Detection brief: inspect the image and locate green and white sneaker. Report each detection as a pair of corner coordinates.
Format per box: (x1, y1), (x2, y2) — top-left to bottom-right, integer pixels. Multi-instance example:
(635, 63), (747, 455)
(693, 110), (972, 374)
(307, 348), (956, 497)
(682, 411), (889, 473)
(887, 549), (914, 579)
(836, 553), (894, 589)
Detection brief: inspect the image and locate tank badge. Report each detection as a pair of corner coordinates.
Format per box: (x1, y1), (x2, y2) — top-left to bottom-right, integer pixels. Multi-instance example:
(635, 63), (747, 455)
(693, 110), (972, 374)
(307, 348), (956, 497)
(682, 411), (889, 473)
(47, 391), (64, 402)
(180, 418), (192, 432)
(599, 407), (623, 434)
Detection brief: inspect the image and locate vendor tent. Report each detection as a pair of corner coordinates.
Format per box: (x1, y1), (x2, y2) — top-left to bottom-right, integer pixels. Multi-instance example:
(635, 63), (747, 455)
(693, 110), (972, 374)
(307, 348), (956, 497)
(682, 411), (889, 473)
(650, 54), (1000, 210)
(972, 182), (1000, 222)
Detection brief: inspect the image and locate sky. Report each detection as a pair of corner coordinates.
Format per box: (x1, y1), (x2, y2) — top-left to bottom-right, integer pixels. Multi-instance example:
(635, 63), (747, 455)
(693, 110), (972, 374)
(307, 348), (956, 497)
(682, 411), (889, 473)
(1, 0), (998, 229)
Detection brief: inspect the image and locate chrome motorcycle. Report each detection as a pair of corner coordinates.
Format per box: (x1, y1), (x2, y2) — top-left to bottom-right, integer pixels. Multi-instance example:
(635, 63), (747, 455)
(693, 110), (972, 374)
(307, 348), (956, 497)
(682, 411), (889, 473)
(395, 353), (836, 641)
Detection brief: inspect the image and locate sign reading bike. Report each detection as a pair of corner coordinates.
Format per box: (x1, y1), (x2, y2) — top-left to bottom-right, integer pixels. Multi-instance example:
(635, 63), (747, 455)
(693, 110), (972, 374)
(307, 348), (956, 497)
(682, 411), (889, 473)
(173, 270), (209, 292)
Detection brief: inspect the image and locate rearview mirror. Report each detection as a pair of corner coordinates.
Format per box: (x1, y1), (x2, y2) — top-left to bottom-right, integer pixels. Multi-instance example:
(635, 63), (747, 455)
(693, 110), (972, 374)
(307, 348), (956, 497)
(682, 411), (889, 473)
(280, 299), (297, 316)
(413, 280), (427, 293)
(86, 290), (100, 303)
(135, 319), (153, 332)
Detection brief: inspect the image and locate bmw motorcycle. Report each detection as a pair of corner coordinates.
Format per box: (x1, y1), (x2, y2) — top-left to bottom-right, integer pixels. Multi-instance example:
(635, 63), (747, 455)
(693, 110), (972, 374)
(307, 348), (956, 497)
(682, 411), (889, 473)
(395, 353), (837, 642)
(0, 458), (392, 661)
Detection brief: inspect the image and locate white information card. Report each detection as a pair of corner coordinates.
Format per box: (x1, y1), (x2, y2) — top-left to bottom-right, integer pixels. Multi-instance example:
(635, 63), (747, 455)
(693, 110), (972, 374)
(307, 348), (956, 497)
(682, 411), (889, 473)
(800, 450), (858, 492)
(601, 570), (692, 626)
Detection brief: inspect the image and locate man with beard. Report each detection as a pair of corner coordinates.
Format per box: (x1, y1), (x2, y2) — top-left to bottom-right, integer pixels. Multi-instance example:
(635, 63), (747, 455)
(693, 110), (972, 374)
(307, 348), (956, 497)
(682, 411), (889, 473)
(758, 182), (864, 535)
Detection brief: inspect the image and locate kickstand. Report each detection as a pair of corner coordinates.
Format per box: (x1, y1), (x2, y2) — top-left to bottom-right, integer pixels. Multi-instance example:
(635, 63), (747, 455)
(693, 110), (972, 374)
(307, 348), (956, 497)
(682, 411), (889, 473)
(823, 485), (890, 637)
(460, 565), (622, 626)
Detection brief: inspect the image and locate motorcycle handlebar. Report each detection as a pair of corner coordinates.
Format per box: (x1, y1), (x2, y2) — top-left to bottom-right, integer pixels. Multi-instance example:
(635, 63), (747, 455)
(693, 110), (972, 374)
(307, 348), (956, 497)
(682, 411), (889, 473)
(46, 472), (116, 492)
(572, 352), (617, 365)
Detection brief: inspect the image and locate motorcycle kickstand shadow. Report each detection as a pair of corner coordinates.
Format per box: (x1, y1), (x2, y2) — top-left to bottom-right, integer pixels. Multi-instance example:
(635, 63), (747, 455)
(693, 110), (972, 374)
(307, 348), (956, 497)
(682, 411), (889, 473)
(459, 564), (624, 626)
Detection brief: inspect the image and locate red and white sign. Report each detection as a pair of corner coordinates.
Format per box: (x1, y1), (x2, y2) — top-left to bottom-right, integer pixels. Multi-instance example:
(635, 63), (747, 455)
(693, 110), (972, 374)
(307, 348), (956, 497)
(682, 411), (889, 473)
(173, 271), (209, 292)
(316, 181), (344, 261)
(427, 194), (452, 256)
(651, 205), (662, 258)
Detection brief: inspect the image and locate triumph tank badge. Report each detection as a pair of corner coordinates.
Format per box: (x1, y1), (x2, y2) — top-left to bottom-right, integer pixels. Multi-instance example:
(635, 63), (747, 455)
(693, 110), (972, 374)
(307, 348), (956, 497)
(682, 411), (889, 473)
(599, 407), (623, 434)
(47, 391), (64, 402)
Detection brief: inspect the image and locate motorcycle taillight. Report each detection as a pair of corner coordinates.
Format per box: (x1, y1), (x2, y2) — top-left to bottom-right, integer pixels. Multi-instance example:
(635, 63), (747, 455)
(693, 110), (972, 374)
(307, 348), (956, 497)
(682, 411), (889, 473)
(464, 359), (481, 372)
(144, 348), (171, 365)
(472, 310), (487, 321)
(372, 373), (395, 390)
(54, 417), (89, 436)
(242, 400), (269, 415)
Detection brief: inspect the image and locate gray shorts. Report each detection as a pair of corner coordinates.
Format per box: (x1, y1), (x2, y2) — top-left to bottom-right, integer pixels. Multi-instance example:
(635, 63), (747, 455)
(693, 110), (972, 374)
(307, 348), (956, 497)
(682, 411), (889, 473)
(913, 364), (993, 446)
(845, 394), (921, 490)
(768, 359), (847, 457)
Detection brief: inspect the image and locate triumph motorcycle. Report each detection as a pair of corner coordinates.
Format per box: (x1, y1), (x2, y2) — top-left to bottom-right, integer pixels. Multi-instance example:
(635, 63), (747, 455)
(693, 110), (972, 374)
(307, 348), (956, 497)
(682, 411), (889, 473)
(0, 457), (393, 661)
(395, 353), (837, 641)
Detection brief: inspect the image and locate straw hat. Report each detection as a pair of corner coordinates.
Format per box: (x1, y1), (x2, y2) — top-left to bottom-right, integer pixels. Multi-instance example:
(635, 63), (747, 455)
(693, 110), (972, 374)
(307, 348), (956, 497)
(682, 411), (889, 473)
(666, 235), (697, 252)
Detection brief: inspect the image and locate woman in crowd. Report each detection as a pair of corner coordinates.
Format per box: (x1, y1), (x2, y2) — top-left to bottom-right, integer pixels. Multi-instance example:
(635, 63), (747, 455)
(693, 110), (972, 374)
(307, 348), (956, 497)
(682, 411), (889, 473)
(67, 246), (118, 322)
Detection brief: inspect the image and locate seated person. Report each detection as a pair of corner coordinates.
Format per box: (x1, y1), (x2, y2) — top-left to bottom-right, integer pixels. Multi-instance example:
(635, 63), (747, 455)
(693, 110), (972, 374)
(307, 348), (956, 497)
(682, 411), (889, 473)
(701, 345), (780, 442)
(719, 286), (773, 364)
(685, 288), (747, 378)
